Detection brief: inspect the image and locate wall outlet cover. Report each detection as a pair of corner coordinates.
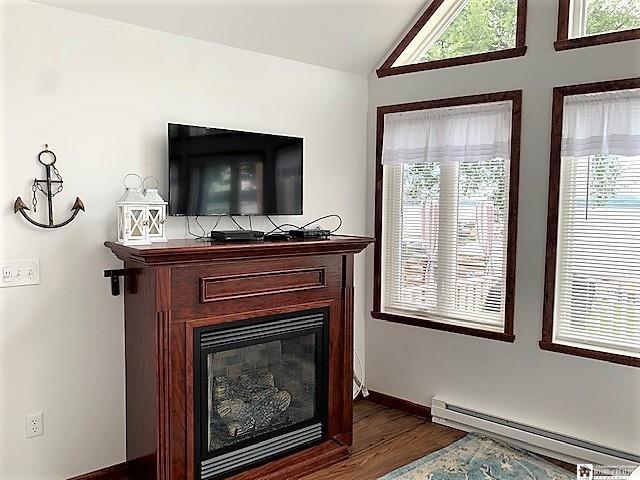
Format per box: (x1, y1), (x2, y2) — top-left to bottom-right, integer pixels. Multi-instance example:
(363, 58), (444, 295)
(25, 413), (43, 438)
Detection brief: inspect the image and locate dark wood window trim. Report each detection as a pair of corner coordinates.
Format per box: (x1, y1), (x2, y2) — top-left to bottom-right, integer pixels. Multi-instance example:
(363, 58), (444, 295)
(376, 0), (527, 77)
(541, 77), (640, 368)
(555, 0), (640, 51)
(371, 311), (516, 342)
(372, 90), (522, 343)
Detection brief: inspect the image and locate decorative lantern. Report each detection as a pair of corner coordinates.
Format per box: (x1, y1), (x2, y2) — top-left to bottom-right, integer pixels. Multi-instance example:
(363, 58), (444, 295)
(116, 174), (151, 246)
(143, 176), (168, 243)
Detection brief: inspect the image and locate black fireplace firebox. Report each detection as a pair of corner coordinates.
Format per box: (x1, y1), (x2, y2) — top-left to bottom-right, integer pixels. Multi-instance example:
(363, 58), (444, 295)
(194, 308), (329, 480)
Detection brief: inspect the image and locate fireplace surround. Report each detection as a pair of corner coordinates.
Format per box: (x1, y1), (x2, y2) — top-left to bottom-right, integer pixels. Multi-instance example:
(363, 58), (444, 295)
(105, 236), (372, 480)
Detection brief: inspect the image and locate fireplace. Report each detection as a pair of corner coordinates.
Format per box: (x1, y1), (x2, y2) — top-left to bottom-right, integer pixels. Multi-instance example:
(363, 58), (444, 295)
(193, 308), (329, 480)
(106, 236), (372, 480)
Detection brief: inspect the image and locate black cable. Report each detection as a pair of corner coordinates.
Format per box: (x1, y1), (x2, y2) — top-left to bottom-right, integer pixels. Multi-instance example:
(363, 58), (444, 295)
(264, 214), (343, 235)
(330, 215), (343, 234)
(265, 220), (301, 235)
(188, 215), (226, 240)
(194, 215), (206, 236)
(186, 216), (206, 239)
(192, 213), (342, 239)
(229, 215), (245, 230)
(265, 215), (291, 234)
(265, 215), (281, 231)
(300, 214), (343, 233)
(211, 215), (222, 231)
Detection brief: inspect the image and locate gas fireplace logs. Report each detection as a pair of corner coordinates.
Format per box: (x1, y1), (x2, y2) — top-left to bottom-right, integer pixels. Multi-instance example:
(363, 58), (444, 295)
(213, 371), (292, 438)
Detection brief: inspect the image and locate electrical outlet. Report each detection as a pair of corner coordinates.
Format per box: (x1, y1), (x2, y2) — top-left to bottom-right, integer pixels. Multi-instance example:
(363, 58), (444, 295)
(0, 259), (39, 288)
(25, 413), (43, 438)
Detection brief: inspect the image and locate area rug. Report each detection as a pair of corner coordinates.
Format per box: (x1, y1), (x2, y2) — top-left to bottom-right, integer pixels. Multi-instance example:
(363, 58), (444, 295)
(379, 433), (573, 480)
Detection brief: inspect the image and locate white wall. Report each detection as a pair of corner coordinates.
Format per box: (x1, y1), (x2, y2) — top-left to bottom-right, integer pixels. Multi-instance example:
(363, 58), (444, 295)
(366, 0), (640, 456)
(0, 2), (368, 478)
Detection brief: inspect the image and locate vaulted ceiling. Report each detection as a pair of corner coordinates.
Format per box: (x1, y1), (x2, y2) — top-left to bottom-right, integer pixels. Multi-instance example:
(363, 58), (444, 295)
(35, 0), (427, 74)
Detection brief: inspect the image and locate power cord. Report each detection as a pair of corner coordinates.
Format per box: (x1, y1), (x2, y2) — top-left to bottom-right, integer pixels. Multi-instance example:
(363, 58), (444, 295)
(265, 215), (282, 232)
(300, 214), (342, 233)
(229, 215), (245, 231)
(186, 216), (204, 239)
(186, 215), (222, 240)
(265, 214), (343, 236)
(353, 348), (368, 400)
(265, 215), (305, 236)
(189, 214), (343, 238)
(194, 215), (206, 237)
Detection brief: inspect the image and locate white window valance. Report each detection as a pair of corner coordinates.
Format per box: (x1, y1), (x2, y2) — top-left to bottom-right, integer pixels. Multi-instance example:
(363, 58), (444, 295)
(382, 101), (513, 165)
(562, 88), (640, 158)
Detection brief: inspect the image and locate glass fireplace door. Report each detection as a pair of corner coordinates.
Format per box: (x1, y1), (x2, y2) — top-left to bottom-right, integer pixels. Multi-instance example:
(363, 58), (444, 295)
(194, 309), (328, 480)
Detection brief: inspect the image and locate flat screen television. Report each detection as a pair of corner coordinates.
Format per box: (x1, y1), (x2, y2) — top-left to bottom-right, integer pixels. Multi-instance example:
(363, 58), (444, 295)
(168, 123), (303, 216)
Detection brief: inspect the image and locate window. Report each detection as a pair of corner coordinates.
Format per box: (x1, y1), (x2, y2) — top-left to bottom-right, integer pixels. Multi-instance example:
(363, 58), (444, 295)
(556, 0), (640, 50)
(373, 91), (522, 341)
(542, 78), (640, 367)
(377, 0), (527, 77)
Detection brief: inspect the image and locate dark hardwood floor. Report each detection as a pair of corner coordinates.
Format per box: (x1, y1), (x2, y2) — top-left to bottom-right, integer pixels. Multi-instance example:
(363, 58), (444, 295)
(300, 400), (466, 480)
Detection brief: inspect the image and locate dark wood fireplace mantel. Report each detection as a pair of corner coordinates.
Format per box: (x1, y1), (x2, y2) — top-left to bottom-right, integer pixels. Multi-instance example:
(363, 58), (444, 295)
(104, 235), (372, 480)
(106, 235), (373, 264)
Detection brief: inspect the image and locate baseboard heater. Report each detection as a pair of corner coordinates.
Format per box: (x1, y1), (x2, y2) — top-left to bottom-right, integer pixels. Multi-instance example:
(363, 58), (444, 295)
(431, 397), (640, 466)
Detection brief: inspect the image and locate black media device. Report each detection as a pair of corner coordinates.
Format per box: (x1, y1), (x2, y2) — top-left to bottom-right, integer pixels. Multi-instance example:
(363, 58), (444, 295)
(210, 230), (265, 242)
(289, 228), (331, 240)
(168, 123), (303, 216)
(264, 232), (291, 241)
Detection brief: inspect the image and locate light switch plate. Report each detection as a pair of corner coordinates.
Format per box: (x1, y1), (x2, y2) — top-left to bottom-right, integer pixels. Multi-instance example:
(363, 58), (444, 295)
(0, 259), (40, 287)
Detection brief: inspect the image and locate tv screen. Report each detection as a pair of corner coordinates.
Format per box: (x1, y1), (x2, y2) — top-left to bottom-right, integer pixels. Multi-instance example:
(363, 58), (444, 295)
(168, 123), (303, 216)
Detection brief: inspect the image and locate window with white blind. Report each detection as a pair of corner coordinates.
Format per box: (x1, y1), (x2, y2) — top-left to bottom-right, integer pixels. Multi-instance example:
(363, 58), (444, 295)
(543, 80), (640, 366)
(374, 93), (521, 340)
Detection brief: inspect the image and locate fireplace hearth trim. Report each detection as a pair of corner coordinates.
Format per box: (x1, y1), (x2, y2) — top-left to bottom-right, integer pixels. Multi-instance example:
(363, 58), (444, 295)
(200, 423), (323, 479)
(193, 308), (330, 480)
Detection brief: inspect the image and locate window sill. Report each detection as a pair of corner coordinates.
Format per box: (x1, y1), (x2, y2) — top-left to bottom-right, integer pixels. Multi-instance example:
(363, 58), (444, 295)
(371, 311), (515, 343)
(554, 29), (640, 51)
(376, 46), (527, 78)
(539, 341), (640, 367)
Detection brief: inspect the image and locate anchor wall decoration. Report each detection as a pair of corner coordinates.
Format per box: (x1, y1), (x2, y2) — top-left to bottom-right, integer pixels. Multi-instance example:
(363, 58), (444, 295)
(14, 145), (85, 229)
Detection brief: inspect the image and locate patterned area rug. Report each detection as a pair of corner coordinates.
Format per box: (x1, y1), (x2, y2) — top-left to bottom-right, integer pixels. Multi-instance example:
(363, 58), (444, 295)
(379, 433), (573, 480)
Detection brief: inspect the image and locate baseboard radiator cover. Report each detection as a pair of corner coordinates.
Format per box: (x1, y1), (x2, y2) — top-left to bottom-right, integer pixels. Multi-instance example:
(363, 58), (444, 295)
(431, 397), (640, 466)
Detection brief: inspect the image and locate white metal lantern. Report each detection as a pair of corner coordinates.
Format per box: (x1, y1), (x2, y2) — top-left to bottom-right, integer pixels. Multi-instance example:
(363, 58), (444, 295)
(143, 176), (168, 243)
(116, 174), (151, 246)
